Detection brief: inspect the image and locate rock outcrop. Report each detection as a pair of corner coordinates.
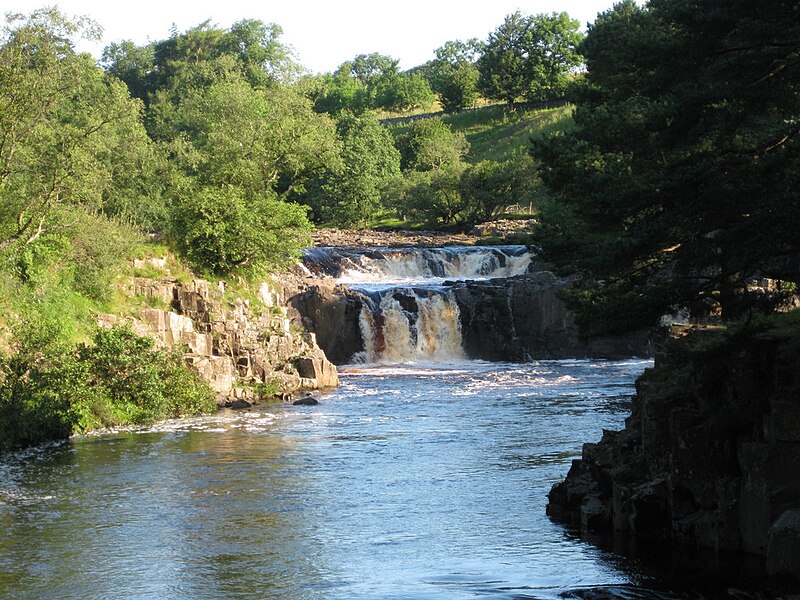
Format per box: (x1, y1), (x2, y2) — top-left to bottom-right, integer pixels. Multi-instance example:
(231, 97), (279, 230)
(288, 279), (365, 364)
(449, 272), (650, 360)
(100, 275), (338, 405)
(290, 271), (650, 364)
(546, 325), (800, 581)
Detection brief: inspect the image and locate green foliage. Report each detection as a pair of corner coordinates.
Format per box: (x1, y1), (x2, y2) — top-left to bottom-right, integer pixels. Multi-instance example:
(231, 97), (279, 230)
(307, 114), (401, 226)
(0, 9), (157, 252)
(532, 0), (800, 336)
(102, 19), (301, 104)
(0, 326), (216, 450)
(76, 327), (215, 426)
(308, 69), (371, 115)
(309, 53), (435, 115)
(460, 154), (539, 223)
(377, 71), (436, 112)
(153, 70), (340, 195)
(393, 118), (469, 172)
(477, 11), (583, 108)
(147, 63), (333, 273)
(424, 39), (482, 112)
(171, 186), (311, 276)
(443, 104), (574, 163)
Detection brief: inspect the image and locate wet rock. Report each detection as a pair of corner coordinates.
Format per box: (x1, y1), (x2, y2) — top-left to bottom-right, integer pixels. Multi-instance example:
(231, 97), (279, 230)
(230, 398), (253, 409)
(451, 273), (651, 360)
(288, 280), (365, 363)
(547, 328), (800, 582)
(293, 396), (319, 406)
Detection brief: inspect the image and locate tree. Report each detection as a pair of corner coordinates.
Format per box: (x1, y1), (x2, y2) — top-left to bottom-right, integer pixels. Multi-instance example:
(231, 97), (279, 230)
(150, 69), (338, 274)
(478, 11), (583, 108)
(426, 39), (482, 112)
(155, 74), (339, 197)
(376, 71), (436, 112)
(0, 9), (153, 251)
(387, 165), (468, 227)
(310, 114), (401, 225)
(532, 0), (800, 336)
(393, 118), (469, 172)
(171, 186), (311, 276)
(308, 67), (370, 115)
(461, 155), (539, 224)
(101, 19), (301, 104)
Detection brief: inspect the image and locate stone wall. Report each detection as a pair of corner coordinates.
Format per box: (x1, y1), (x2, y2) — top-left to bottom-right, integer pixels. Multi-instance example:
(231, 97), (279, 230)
(546, 326), (800, 581)
(101, 275), (338, 405)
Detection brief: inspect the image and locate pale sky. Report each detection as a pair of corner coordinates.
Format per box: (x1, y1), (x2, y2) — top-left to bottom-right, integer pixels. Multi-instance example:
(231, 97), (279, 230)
(4, 1), (619, 74)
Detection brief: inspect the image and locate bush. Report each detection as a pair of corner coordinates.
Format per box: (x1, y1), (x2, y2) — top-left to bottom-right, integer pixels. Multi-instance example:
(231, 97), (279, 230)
(171, 186), (312, 276)
(0, 326), (216, 451)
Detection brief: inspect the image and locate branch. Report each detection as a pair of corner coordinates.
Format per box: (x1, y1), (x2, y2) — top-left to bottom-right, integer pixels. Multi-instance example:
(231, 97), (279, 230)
(761, 123), (800, 155)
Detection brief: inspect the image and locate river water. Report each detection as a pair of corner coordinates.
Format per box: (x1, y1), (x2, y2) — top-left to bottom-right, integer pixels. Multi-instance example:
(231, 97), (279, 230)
(0, 247), (774, 598)
(0, 358), (661, 599)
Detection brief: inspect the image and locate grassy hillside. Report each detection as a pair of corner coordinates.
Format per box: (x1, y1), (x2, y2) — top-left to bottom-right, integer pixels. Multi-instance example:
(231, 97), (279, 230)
(443, 104), (574, 163)
(385, 103), (575, 164)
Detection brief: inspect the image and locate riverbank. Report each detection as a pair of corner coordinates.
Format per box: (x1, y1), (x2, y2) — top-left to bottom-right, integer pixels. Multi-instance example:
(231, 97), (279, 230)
(311, 219), (537, 248)
(546, 316), (800, 582)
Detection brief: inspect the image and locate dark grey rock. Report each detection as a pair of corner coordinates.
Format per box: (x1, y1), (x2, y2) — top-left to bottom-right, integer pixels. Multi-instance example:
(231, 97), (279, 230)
(292, 396), (319, 406)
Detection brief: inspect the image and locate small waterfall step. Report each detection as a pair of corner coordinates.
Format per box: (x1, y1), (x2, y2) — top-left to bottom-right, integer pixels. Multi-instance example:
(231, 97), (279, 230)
(299, 245), (536, 365)
(303, 245), (533, 287)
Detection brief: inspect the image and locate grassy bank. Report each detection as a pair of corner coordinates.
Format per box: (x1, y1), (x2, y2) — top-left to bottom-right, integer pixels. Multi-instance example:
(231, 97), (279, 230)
(0, 228), (219, 451)
(443, 104), (574, 163)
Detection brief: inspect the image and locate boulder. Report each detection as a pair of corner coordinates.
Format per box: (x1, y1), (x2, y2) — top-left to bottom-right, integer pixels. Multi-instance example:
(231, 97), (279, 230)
(293, 395), (319, 406)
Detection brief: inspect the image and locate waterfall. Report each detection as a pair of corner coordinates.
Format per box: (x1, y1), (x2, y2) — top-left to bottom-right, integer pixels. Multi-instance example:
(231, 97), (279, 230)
(356, 289), (465, 364)
(301, 245), (534, 364)
(303, 245), (532, 287)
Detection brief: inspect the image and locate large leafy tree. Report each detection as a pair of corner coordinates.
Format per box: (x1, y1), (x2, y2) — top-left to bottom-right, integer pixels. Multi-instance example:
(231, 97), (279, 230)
(150, 65), (337, 274)
(532, 0), (800, 336)
(309, 114), (401, 226)
(0, 9), (154, 251)
(393, 118), (469, 172)
(425, 39), (482, 112)
(478, 11), (583, 108)
(102, 19), (301, 105)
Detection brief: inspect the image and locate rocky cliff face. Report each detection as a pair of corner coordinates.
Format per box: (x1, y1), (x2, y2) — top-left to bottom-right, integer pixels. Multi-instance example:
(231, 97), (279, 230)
(99, 273), (338, 405)
(546, 326), (800, 580)
(448, 273), (651, 361)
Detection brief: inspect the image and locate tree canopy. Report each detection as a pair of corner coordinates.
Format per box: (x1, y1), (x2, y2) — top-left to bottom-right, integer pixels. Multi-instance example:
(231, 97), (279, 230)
(424, 39), (482, 112)
(478, 11), (583, 108)
(0, 9), (153, 251)
(532, 0), (800, 336)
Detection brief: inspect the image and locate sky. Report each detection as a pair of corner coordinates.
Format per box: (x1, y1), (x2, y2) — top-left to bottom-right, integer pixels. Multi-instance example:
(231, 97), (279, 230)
(4, 0), (619, 74)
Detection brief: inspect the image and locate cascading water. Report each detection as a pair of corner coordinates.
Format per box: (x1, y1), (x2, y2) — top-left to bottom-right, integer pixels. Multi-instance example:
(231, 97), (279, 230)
(356, 288), (465, 363)
(302, 245), (534, 364)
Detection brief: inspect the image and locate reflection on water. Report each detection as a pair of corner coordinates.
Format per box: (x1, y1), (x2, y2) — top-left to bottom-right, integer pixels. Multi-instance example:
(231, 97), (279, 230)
(0, 359), (769, 599)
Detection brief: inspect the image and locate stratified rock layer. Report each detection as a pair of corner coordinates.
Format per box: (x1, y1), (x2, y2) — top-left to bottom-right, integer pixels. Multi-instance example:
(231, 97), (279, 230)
(101, 276), (338, 405)
(449, 273), (650, 360)
(547, 326), (800, 580)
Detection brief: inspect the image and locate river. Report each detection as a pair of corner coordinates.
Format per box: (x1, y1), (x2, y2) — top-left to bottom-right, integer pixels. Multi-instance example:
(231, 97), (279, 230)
(0, 246), (769, 598)
(0, 358), (662, 599)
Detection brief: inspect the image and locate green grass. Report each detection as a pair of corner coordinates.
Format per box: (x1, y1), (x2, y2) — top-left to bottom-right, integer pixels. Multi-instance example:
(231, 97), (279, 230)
(443, 104), (575, 163)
